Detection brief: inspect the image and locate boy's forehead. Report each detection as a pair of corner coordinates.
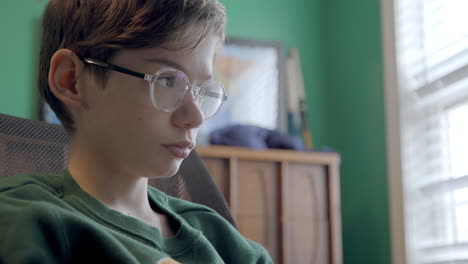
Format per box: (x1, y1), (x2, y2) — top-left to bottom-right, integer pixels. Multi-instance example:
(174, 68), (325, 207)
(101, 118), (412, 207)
(125, 34), (220, 80)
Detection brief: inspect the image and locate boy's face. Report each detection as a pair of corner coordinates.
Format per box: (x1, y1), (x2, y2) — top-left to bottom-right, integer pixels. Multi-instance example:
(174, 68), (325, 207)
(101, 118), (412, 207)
(76, 32), (221, 178)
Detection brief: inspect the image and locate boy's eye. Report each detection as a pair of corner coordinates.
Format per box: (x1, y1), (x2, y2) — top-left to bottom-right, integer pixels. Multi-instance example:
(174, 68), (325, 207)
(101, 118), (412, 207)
(156, 76), (176, 88)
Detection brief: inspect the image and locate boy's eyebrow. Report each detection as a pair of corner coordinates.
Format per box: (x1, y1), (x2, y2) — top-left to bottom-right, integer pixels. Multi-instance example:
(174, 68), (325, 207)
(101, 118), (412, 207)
(144, 57), (213, 81)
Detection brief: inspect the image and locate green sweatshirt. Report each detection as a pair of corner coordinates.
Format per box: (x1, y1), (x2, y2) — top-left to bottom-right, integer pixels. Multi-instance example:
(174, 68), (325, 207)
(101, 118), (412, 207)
(0, 170), (272, 263)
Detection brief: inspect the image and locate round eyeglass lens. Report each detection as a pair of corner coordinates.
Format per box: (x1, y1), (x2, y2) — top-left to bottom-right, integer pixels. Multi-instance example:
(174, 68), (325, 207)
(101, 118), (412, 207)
(150, 69), (187, 111)
(199, 81), (225, 119)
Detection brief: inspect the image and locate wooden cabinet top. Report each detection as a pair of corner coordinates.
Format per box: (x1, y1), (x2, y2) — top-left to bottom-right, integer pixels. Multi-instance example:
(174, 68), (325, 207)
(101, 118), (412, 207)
(196, 145), (340, 165)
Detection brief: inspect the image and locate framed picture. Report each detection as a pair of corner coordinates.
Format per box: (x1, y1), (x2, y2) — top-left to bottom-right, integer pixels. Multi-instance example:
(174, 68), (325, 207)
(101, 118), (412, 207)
(40, 37), (287, 138)
(198, 37), (286, 144)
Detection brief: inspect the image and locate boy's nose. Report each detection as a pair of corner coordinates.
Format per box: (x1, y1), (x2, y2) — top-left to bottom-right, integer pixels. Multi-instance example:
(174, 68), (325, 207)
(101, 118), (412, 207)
(171, 92), (204, 130)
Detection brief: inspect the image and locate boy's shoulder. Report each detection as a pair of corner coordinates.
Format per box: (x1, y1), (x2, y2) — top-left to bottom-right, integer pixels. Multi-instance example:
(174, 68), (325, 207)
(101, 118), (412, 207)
(0, 173), (61, 198)
(0, 173), (65, 217)
(0, 173), (74, 244)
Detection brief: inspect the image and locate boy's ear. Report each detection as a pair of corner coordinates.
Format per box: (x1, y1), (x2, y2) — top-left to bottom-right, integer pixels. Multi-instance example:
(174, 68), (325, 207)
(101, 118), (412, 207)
(48, 49), (86, 110)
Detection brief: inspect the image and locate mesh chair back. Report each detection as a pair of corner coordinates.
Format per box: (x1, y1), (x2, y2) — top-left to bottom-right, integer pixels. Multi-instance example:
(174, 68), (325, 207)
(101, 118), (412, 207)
(0, 113), (235, 226)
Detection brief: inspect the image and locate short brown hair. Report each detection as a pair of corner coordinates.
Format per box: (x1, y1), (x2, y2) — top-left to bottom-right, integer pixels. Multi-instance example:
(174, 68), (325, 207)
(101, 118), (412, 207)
(39, 0), (226, 133)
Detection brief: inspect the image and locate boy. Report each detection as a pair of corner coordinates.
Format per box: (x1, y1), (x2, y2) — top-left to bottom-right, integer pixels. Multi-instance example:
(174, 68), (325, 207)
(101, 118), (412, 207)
(0, 0), (272, 263)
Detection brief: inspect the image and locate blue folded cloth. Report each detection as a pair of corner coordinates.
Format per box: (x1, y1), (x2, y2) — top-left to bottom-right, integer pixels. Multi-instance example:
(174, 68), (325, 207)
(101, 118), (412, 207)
(210, 124), (306, 151)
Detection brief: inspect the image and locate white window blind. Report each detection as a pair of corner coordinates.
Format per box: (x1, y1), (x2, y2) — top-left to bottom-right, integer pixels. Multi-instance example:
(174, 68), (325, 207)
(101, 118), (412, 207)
(394, 0), (468, 263)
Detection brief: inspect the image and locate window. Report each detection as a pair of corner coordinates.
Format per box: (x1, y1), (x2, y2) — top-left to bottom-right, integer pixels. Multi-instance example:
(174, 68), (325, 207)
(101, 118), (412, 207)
(389, 0), (468, 263)
(447, 103), (468, 242)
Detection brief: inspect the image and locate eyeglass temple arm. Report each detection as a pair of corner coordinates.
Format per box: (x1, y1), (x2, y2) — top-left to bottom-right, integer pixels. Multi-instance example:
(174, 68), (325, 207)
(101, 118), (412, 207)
(83, 58), (146, 80)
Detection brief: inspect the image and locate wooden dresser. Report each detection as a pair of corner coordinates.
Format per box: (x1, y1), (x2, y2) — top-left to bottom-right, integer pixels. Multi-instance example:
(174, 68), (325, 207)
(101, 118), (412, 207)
(196, 145), (342, 264)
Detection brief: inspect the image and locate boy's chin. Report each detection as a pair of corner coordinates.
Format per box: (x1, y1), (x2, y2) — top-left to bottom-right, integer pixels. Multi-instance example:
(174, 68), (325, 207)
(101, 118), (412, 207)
(147, 161), (182, 179)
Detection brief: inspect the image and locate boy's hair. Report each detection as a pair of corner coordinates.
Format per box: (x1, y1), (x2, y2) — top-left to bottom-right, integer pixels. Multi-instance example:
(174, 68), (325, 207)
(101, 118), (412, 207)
(39, 0), (226, 133)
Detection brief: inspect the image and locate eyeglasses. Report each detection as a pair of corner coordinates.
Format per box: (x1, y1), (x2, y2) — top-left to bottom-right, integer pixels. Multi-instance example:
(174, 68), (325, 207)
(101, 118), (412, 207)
(83, 58), (227, 120)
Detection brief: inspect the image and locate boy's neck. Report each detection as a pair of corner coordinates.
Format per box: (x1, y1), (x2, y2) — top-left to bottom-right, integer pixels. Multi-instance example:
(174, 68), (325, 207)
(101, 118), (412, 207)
(67, 138), (153, 220)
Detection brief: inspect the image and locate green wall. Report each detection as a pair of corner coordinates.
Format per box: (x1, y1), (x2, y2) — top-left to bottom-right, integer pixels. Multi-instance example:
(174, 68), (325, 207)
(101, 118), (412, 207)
(0, 1), (391, 264)
(323, 0), (390, 264)
(0, 1), (47, 119)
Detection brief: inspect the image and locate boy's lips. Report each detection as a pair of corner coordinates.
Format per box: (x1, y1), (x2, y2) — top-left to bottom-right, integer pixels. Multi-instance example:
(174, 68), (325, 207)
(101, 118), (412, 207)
(162, 141), (194, 159)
